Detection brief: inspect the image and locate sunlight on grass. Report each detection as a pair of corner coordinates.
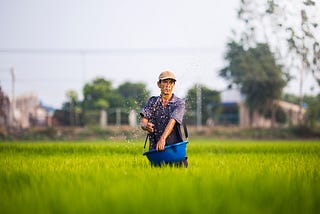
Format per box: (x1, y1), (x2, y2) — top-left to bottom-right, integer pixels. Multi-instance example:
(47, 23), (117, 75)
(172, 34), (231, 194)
(1, 140), (319, 214)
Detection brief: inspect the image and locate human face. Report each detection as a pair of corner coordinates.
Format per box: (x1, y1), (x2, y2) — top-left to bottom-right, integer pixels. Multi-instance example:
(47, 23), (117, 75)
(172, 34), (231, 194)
(157, 79), (175, 96)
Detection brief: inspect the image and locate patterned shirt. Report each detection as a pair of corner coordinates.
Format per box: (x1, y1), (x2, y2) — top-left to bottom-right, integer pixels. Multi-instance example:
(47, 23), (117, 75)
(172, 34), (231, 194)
(140, 94), (185, 149)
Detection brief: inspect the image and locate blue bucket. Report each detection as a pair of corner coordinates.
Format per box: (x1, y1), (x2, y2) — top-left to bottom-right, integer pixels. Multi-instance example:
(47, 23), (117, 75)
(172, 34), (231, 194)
(143, 141), (188, 166)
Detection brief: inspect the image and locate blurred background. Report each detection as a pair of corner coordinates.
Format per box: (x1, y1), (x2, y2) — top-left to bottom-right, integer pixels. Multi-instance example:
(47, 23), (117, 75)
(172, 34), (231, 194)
(0, 0), (319, 140)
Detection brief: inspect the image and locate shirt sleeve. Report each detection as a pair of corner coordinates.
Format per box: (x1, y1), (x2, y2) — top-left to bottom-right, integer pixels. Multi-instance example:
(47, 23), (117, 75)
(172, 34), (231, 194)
(171, 98), (185, 124)
(140, 97), (156, 119)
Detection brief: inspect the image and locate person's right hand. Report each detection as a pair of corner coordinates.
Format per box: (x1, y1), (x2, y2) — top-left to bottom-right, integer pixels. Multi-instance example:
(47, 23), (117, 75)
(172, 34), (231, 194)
(143, 122), (154, 133)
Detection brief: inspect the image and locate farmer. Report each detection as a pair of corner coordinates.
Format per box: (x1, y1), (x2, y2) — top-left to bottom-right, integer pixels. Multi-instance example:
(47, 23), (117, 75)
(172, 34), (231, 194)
(140, 71), (188, 167)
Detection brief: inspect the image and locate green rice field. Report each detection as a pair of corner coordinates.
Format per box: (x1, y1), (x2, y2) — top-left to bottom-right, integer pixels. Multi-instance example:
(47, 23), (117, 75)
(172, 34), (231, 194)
(1, 140), (320, 214)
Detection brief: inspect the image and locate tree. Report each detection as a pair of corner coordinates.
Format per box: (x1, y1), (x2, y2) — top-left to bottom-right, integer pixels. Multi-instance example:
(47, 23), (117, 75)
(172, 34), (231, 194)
(301, 94), (320, 129)
(82, 77), (124, 126)
(81, 78), (150, 126)
(185, 84), (221, 125)
(82, 78), (113, 111)
(0, 86), (10, 129)
(282, 93), (320, 128)
(220, 41), (289, 126)
(237, 0), (320, 120)
(65, 90), (81, 126)
(117, 82), (150, 111)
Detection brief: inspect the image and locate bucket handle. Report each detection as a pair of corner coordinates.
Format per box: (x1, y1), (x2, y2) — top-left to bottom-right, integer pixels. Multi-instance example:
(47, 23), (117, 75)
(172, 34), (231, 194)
(143, 134), (149, 149)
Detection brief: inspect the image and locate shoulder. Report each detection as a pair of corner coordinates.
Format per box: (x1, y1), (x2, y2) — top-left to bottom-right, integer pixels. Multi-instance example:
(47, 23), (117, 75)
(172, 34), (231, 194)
(149, 96), (158, 101)
(148, 96), (159, 103)
(145, 96), (160, 106)
(171, 94), (185, 105)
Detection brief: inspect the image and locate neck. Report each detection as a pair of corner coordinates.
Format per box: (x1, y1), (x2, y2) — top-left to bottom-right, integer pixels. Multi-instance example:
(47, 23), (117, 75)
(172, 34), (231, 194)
(160, 94), (172, 107)
(161, 94), (172, 101)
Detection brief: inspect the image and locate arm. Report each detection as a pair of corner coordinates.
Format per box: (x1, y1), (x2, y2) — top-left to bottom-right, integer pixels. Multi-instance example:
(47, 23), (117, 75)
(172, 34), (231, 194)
(140, 117), (154, 133)
(156, 118), (176, 151)
(140, 97), (156, 133)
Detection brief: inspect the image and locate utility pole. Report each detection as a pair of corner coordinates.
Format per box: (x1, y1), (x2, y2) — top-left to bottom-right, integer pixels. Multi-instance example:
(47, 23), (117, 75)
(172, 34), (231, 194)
(116, 108), (121, 126)
(196, 83), (202, 131)
(10, 66), (16, 127)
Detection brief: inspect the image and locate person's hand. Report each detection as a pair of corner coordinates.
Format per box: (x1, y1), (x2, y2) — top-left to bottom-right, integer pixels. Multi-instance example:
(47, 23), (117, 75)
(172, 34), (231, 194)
(156, 138), (166, 151)
(142, 122), (154, 133)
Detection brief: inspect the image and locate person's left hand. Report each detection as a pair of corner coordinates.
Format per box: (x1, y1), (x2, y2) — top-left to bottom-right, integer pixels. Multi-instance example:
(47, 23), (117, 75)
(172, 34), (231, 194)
(156, 138), (166, 151)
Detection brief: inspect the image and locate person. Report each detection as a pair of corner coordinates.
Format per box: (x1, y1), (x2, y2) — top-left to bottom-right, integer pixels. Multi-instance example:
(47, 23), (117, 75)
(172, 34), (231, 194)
(140, 71), (188, 167)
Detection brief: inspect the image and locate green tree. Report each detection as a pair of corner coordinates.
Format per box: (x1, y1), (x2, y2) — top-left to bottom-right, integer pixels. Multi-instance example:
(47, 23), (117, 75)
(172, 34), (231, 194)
(65, 90), (81, 126)
(82, 78), (112, 110)
(0, 86), (10, 129)
(282, 93), (320, 128)
(60, 90), (83, 126)
(220, 41), (289, 126)
(185, 84), (221, 125)
(302, 94), (320, 128)
(282, 93), (300, 105)
(82, 77), (125, 126)
(117, 82), (150, 110)
(237, 0), (320, 121)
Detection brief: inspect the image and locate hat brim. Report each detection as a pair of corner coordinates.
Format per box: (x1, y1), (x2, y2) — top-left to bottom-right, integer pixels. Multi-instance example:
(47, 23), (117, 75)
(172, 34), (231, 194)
(159, 78), (176, 81)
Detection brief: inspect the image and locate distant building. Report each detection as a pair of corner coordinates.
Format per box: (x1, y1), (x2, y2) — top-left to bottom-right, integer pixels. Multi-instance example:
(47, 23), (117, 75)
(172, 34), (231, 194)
(13, 93), (54, 128)
(219, 89), (306, 128)
(14, 93), (38, 128)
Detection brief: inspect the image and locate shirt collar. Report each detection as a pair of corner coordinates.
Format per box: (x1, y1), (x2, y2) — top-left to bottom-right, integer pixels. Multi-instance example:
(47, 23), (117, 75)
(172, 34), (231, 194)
(157, 94), (176, 104)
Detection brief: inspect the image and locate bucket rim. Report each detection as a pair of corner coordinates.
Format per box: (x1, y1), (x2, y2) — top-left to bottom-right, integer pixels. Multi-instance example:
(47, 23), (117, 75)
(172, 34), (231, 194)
(143, 141), (188, 156)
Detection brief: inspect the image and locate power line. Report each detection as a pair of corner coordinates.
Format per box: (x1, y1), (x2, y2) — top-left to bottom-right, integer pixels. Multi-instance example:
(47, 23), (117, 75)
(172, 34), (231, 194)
(0, 47), (221, 55)
(0, 78), (84, 83)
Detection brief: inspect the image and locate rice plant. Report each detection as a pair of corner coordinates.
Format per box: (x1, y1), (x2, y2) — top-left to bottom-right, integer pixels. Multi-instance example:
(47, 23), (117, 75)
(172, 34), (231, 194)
(0, 140), (319, 214)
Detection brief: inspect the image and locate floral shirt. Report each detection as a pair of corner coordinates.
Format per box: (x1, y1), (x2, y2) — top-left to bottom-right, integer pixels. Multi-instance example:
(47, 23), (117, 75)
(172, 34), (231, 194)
(140, 94), (185, 149)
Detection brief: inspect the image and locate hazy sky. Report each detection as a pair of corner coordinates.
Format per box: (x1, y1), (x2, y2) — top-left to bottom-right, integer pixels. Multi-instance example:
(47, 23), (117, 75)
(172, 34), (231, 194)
(0, 0), (318, 108)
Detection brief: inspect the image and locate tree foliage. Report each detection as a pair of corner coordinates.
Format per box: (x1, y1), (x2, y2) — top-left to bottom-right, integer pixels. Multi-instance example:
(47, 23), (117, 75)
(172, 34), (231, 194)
(62, 90), (82, 126)
(82, 77), (116, 110)
(220, 41), (289, 125)
(117, 82), (150, 111)
(0, 86), (10, 126)
(57, 77), (149, 126)
(185, 84), (221, 125)
(237, 0), (320, 91)
(301, 94), (320, 128)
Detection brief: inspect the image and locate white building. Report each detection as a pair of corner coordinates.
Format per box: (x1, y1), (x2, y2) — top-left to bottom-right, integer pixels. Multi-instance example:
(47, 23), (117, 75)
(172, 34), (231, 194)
(220, 89), (306, 128)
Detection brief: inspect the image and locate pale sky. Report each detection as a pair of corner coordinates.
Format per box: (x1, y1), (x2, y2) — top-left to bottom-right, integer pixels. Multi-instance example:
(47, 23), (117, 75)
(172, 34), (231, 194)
(0, 0), (318, 108)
